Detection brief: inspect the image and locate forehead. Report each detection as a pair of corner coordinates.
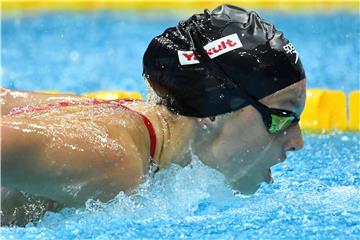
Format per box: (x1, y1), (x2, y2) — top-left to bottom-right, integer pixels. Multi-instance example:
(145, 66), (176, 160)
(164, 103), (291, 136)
(262, 79), (306, 108)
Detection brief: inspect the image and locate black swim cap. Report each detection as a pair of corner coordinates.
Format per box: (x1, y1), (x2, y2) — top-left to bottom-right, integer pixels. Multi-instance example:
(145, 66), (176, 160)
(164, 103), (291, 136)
(143, 4), (306, 117)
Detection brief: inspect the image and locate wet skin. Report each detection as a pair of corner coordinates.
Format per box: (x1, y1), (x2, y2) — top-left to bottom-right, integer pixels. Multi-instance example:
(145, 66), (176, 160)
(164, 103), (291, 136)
(193, 79), (306, 194)
(0, 79), (305, 225)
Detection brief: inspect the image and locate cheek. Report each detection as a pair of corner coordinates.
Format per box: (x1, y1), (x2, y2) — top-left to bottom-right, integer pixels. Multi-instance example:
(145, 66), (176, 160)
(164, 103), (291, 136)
(211, 111), (262, 163)
(223, 111), (269, 153)
(212, 110), (280, 176)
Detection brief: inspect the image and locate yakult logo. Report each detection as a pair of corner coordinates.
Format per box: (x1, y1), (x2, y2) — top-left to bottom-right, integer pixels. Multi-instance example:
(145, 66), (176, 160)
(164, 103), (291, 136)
(178, 33), (242, 65)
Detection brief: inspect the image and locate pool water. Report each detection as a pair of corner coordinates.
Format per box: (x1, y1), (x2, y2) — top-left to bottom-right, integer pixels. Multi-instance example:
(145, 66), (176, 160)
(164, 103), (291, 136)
(1, 133), (359, 239)
(1, 10), (360, 239)
(2, 11), (359, 94)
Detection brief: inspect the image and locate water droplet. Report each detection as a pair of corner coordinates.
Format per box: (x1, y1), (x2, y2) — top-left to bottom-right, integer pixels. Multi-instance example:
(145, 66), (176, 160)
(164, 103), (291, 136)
(341, 136), (349, 141)
(69, 51), (80, 62)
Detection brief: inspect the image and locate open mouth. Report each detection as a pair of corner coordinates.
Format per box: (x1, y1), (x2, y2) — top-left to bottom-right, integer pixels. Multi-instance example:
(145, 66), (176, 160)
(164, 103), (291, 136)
(266, 169), (274, 184)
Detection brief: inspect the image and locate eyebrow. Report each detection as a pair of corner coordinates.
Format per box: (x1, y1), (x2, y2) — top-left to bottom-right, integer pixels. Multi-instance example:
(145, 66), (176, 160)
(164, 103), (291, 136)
(276, 96), (302, 111)
(281, 88), (305, 104)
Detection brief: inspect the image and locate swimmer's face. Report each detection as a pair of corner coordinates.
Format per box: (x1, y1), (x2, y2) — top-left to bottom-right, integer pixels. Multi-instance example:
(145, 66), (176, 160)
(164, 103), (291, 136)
(205, 79), (306, 194)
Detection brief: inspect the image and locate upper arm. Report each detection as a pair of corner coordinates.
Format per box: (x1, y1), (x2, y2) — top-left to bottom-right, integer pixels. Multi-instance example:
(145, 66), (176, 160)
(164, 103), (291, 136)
(1, 115), (145, 207)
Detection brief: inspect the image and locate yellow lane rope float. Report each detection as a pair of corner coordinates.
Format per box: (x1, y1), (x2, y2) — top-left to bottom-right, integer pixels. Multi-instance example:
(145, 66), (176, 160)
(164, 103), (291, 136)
(2, 0), (359, 12)
(37, 88), (360, 131)
(39, 90), (75, 95)
(300, 89), (348, 131)
(83, 90), (143, 100)
(349, 91), (360, 131)
(299, 89), (360, 131)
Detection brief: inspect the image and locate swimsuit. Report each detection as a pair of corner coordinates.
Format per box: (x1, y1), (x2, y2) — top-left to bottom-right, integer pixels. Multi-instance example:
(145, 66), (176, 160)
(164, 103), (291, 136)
(8, 99), (160, 175)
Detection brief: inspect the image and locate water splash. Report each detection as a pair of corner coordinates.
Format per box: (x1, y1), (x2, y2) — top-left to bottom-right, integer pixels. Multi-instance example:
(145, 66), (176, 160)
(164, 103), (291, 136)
(2, 133), (359, 239)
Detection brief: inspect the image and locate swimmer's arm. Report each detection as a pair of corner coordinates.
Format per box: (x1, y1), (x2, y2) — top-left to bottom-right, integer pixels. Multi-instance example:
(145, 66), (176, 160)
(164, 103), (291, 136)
(0, 87), (89, 116)
(1, 118), (144, 207)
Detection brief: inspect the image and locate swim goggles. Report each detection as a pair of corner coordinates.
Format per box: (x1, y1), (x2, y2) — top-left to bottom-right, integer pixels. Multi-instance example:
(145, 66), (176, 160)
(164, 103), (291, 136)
(189, 27), (300, 134)
(239, 90), (300, 134)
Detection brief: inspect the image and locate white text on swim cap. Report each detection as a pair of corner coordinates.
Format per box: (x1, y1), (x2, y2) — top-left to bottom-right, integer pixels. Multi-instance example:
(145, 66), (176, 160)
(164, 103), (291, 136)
(178, 33), (242, 66)
(283, 42), (299, 64)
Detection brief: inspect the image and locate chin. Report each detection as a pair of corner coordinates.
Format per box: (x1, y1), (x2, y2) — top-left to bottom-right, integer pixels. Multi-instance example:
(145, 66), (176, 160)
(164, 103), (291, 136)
(240, 186), (260, 195)
(231, 182), (261, 195)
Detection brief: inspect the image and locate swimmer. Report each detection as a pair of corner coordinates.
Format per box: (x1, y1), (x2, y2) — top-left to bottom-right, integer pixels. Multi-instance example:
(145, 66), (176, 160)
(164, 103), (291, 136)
(1, 4), (306, 225)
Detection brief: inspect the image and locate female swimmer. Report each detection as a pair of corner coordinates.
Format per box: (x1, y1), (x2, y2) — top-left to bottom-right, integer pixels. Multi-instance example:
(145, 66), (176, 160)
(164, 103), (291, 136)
(1, 4), (306, 225)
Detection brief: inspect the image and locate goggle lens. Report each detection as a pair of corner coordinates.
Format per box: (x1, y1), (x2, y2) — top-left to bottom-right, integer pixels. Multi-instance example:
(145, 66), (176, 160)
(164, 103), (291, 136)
(268, 114), (296, 134)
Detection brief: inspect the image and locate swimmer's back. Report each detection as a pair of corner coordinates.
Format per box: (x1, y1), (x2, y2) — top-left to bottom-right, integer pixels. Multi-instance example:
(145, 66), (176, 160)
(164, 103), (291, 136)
(2, 101), (152, 206)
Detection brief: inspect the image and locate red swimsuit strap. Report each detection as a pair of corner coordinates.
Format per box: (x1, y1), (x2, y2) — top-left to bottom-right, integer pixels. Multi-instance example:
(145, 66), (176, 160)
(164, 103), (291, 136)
(8, 98), (159, 174)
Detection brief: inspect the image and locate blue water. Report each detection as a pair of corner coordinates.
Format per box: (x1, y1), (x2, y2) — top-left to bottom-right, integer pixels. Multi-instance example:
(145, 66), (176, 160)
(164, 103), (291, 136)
(1, 10), (360, 240)
(1, 11), (360, 95)
(1, 133), (359, 239)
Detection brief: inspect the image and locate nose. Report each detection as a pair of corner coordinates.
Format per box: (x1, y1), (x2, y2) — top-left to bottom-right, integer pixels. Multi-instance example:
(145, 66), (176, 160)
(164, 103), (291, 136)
(283, 124), (304, 151)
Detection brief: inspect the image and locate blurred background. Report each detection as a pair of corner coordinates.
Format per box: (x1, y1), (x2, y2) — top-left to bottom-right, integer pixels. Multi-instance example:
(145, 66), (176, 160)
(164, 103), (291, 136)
(1, 2), (360, 239)
(1, 0), (359, 97)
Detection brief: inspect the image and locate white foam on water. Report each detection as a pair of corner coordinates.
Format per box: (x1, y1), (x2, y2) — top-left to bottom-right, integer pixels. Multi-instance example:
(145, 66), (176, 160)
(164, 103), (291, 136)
(34, 155), (234, 227)
(2, 134), (359, 240)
